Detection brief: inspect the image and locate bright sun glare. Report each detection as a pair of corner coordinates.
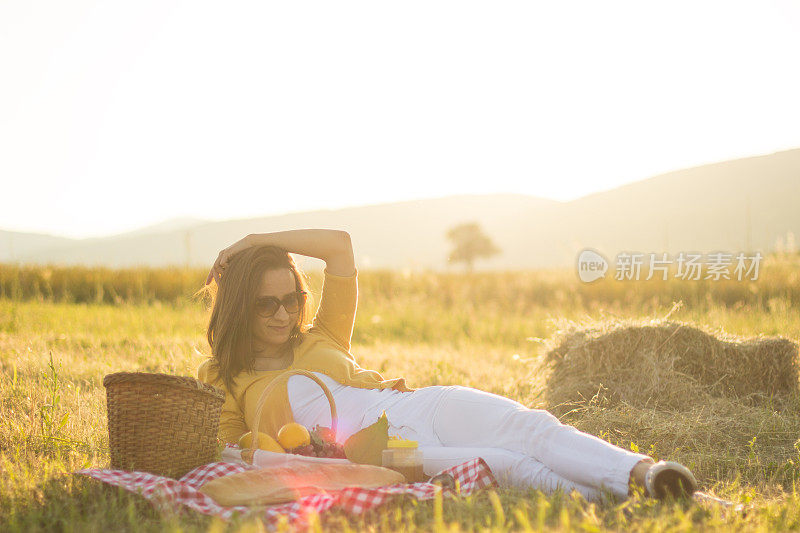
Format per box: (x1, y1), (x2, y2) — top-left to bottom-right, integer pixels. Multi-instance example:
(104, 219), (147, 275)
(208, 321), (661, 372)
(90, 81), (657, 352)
(1, 0), (799, 238)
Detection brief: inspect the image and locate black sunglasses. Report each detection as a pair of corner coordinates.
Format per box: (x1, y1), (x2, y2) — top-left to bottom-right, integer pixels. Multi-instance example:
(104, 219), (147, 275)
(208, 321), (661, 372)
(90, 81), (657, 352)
(254, 290), (307, 318)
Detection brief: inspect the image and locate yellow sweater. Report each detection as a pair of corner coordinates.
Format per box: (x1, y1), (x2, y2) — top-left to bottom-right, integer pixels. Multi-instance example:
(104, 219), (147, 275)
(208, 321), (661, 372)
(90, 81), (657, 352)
(197, 268), (415, 443)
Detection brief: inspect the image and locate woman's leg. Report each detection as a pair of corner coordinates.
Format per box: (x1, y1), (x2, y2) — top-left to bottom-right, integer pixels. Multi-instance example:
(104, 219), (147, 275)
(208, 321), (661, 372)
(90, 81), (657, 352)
(419, 445), (604, 502)
(429, 386), (649, 498)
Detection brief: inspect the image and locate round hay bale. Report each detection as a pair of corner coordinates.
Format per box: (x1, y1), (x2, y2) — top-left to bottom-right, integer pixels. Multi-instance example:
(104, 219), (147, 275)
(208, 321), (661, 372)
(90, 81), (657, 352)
(543, 320), (799, 412)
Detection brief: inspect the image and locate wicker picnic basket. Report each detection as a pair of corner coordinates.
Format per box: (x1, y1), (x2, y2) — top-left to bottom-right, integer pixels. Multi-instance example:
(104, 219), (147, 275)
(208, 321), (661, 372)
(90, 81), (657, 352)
(231, 368), (337, 464)
(103, 372), (225, 478)
(240, 369), (338, 460)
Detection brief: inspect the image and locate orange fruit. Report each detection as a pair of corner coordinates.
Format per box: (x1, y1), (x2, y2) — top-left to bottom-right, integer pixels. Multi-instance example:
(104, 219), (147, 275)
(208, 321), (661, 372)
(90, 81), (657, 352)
(277, 422), (311, 450)
(238, 431), (285, 453)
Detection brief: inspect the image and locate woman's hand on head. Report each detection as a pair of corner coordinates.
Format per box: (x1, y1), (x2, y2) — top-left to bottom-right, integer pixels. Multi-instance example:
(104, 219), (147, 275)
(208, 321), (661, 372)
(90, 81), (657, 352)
(206, 235), (254, 286)
(205, 229), (355, 285)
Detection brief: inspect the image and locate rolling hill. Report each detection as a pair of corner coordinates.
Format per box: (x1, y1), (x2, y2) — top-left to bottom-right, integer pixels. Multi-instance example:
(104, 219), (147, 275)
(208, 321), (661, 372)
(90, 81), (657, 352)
(3, 148), (798, 270)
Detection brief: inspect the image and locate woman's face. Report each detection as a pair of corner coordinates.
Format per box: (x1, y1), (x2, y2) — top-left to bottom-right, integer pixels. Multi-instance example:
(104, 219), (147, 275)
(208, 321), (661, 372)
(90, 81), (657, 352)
(251, 268), (299, 352)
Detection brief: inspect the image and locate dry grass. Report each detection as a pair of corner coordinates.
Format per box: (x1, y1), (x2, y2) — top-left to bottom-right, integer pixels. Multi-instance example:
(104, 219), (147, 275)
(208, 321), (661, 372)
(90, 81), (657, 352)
(539, 318), (800, 488)
(544, 318), (799, 410)
(4, 261), (800, 531)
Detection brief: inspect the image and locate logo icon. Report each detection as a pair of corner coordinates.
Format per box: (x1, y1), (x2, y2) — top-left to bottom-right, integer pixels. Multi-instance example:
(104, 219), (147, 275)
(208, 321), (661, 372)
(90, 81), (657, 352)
(577, 249), (608, 283)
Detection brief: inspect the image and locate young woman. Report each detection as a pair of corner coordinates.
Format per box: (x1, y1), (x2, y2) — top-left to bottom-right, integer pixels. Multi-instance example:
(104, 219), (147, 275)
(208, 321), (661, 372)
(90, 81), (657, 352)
(196, 229), (696, 502)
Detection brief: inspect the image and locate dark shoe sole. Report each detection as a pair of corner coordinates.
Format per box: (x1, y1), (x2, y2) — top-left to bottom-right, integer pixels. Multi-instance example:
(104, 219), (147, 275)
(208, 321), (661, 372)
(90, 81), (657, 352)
(645, 461), (697, 499)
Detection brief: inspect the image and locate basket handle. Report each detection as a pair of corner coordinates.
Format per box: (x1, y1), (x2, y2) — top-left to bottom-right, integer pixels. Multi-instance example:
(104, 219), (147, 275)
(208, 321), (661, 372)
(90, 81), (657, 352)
(250, 369), (338, 448)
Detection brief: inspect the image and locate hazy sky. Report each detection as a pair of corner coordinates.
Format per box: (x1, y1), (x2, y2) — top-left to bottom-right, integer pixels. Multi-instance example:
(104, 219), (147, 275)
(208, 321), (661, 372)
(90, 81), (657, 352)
(2, 1), (799, 239)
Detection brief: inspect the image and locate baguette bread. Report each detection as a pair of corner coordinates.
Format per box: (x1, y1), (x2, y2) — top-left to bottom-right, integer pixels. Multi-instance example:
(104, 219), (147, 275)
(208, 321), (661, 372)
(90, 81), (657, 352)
(200, 463), (406, 507)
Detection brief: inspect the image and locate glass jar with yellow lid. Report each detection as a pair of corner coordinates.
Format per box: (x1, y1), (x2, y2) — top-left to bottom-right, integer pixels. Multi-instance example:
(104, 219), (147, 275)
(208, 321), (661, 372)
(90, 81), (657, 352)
(381, 439), (425, 483)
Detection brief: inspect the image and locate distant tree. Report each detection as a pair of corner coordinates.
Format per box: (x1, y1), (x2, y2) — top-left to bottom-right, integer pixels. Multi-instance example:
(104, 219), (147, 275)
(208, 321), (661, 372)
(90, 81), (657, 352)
(446, 222), (500, 271)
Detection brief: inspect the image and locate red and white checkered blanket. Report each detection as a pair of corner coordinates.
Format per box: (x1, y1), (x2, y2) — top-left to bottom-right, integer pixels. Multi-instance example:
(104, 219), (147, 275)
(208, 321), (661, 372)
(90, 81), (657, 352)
(77, 454), (497, 529)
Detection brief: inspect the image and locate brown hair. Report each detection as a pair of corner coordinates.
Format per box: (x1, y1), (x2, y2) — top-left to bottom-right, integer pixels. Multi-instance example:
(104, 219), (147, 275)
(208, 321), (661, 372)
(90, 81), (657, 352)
(195, 246), (311, 391)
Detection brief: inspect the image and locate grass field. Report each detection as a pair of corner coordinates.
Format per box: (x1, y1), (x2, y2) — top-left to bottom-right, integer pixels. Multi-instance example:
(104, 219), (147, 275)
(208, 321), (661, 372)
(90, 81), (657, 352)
(2, 258), (800, 531)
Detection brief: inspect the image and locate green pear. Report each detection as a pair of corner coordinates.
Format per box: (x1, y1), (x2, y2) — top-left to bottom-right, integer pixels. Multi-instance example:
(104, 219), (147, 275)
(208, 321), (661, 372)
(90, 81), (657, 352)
(344, 410), (389, 466)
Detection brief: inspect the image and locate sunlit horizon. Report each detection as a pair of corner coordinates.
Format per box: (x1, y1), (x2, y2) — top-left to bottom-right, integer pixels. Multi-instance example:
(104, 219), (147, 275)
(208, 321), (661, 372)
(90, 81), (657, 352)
(4, 142), (798, 241)
(3, 1), (799, 240)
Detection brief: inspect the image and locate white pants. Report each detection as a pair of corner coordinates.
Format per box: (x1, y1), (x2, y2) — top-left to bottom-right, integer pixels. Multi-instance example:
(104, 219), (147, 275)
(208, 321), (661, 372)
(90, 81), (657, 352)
(360, 385), (649, 501)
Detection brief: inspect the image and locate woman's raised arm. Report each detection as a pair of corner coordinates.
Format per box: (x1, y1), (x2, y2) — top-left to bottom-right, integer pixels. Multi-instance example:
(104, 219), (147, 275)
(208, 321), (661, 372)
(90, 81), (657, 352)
(206, 229), (355, 285)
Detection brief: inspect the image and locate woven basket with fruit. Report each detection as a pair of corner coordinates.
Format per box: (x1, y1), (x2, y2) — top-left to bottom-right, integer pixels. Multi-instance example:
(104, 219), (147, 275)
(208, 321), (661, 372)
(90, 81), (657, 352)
(237, 369), (389, 466)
